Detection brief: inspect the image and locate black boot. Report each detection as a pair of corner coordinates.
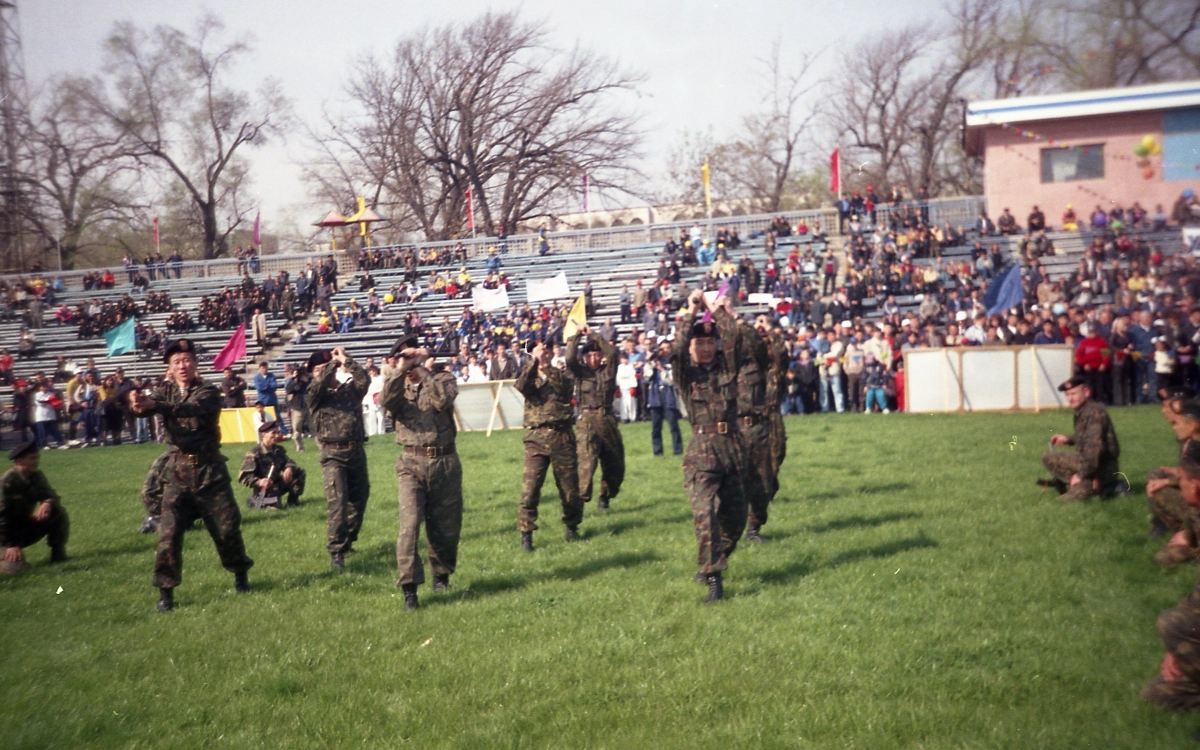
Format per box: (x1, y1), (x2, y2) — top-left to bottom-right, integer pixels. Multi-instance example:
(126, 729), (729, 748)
(234, 571), (251, 593)
(330, 552), (345, 569)
(704, 573), (724, 604)
(564, 526), (579, 541)
(433, 574), (450, 592)
(597, 497), (610, 510)
(521, 531), (534, 552)
(139, 515), (159, 534)
(1151, 517), (1170, 538)
(157, 587), (174, 613)
(401, 583), (419, 611)
(694, 571), (706, 584)
(286, 493), (299, 507)
(50, 547), (68, 563)
(745, 523), (765, 544)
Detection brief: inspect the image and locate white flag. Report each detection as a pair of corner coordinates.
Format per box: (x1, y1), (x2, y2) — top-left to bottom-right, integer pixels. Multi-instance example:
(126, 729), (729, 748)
(472, 285), (510, 312)
(526, 272), (571, 304)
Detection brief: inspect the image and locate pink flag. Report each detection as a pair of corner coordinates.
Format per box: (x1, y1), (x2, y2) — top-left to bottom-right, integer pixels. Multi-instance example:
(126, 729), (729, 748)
(829, 148), (840, 195)
(212, 324), (247, 371)
(153, 217), (160, 252)
(701, 280), (730, 323)
(466, 189), (474, 230)
(252, 211), (261, 246)
(582, 174), (589, 213)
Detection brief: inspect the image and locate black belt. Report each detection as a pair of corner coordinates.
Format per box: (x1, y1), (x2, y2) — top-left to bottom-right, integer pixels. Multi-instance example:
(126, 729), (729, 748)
(175, 452), (219, 465)
(693, 422), (730, 435)
(320, 440), (361, 450)
(532, 421), (573, 431)
(403, 444), (456, 458)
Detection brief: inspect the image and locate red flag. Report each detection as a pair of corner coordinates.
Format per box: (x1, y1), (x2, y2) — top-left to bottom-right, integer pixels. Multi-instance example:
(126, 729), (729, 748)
(466, 189), (474, 230)
(829, 148), (840, 195)
(252, 210), (261, 246)
(582, 174), (589, 213)
(153, 217), (160, 252)
(212, 324), (247, 371)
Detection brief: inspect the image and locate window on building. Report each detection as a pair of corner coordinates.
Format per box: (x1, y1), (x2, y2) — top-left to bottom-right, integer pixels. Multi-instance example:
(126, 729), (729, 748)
(1040, 144), (1105, 183)
(1164, 107), (1200, 183)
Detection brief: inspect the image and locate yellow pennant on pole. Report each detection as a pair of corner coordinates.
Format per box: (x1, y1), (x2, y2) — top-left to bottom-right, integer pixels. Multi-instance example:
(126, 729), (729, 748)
(563, 293), (587, 340)
(702, 161), (711, 212)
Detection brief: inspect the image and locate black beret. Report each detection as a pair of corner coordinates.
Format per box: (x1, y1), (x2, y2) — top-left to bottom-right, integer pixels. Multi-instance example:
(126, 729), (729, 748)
(1057, 375), (1088, 392)
(524, 339), (540, 354)
(162, 339), (196, 363)
(258, 420), (281, 434)
(8, 439), (37, 461)
(306, 350), (333, 371)
(389, 334), (420, 359)
(691, 320), (717, 339)
(1172, 400), (1200, 421)
(580, 339), (602, 355)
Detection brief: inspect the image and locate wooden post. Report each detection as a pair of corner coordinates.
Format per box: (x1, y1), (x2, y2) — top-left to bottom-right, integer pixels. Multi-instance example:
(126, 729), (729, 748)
(1032, 348), (1040, 413)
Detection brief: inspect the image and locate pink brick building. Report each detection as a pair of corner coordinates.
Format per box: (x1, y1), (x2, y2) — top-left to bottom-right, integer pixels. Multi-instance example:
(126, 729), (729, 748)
(965, 81), (1200, 228)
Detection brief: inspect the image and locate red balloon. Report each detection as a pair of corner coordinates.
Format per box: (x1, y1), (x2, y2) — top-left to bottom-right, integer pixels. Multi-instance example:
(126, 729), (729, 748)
(1142, 166), (1156, 180)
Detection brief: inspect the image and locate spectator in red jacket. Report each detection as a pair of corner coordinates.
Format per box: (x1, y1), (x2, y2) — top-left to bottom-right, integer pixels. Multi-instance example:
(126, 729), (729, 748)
(1076, 323), (1112, 403)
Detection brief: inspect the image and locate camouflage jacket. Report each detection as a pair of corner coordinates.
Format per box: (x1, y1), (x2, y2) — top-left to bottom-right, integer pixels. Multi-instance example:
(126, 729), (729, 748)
(672, 310), (739, 427)
(715, 309), (768, 418)
(0, 468), (61, 547)
(565, 331), (618, 411)
(237, 443), (299, 490)
(149, 378), (223, 455)
(515, 358), (575, 427)
(763, 328), (790, 411)
(380, 362), (458, 448)
(306, 357), (370, 443)
(1068, 398), (1121, 480)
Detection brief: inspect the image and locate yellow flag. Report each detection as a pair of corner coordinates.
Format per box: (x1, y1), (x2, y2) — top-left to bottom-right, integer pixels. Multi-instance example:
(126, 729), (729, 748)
(702, 161), (711, 211)
(564, 293), (587, 340)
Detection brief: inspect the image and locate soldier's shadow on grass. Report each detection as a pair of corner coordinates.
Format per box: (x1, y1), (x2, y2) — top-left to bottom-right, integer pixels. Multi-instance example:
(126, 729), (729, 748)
(753, 533), (937, 590)
(802, 511), (922, 534)
(464, 550), (661, 599)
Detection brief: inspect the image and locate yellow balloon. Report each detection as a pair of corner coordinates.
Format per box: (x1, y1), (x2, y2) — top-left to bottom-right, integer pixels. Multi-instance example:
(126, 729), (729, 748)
(383, 293), (395, 304)
(1142, 134), (1156, 150)
(1149, 142), (1162, 156)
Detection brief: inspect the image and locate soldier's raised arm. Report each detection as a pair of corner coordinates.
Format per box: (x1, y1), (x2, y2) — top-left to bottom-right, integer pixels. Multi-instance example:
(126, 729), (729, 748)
(565, 331), (584, 376)
(306, 357), (338, 409)
(515, 352), (539, 397)
(344, 356), (370, 399)
(149, 382), (221, 419)
(425, 369), (458, 412)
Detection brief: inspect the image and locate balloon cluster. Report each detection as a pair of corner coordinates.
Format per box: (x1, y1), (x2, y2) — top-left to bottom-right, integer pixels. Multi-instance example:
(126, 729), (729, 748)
(1133, 134), (1161, 180)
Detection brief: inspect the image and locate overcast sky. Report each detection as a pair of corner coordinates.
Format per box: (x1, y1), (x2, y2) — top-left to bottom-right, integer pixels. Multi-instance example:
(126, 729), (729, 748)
(22, 0), (937, 234)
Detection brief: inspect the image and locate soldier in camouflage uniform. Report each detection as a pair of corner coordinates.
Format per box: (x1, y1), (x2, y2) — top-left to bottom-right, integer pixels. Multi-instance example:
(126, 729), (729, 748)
(1149, 399), (1200, 567)
(380, 334), (462, 611)
(515, 339), (583, 550)
(306, 347), (371, 569)
(1143, 441), (1200, 715)
(1039, 376), (1121, 502)
(237, 421), (306, 509)
(674, 290), (747, 604)
(566, 327), (624, 510)
(130, 339), (253, 612)
(0, 441), (68, 574)
(139, 451), (170, 534)
(715, 303), (772, 543)
(757, 314), (789, 481)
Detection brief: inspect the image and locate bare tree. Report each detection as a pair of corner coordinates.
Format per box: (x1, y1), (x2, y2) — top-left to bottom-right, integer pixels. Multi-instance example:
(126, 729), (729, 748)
(310, 11), (642, 241)
(76, 14), (288, 259)
(22, 78), (145, 269)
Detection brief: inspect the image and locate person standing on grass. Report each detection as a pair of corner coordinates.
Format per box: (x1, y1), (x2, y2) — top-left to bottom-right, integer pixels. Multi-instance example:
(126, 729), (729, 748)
(1038, 376), (1122, 502)
(646, 341), (683, 457)
(130, 339), (254, 613)
(306, 347), (371, 570)
(515, 338), (583, 552)
(0, 441), (68, 575)
(567, 326), (625, 510)
(284, 364), (310, 452)
(1143, 440), (1200, 717)
(380, 335), (463, 612)
(673, 290), (747, 604)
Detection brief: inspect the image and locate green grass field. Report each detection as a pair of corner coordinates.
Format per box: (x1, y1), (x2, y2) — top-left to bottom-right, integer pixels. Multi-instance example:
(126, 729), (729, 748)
(2, 406), (1198, 748)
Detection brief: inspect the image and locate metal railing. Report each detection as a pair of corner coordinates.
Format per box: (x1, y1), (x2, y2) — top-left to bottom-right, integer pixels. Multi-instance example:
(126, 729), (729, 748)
(8, 196), (986, 291)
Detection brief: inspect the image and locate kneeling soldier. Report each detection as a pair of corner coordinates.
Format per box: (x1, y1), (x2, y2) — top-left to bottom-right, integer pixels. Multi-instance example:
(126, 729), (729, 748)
(0, 441), (68, 574)
(380, 334), (462, 611)
(238, 421), (306, 510)
(1040, 376), (1121, 502)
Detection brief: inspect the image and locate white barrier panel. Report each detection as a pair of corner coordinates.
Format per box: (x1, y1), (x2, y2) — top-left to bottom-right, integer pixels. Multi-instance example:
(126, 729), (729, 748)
(453, 380), (526, 434)
(906, 346), (1072, 412)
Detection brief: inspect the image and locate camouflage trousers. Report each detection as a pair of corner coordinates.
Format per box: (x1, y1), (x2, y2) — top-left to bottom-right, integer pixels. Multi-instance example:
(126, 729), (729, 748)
(518, 425), (583, 532)
(6, 503), (69, 553)
(249, 468), (307, 508)
(576, 412), (625, 504)
(737, 419), (775, 528)
(768, 411), (787, 479)
(320, 445), (370, 554)
(1042, 451), (1097, 502)
(682, 432), (748, 576)
(1148, 468), (1197, 534)
(153, 454), (253, 589)
(1144, 597), (1200, 711)
(396, 451), (463, 586)
(141, 451), (171, 520)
